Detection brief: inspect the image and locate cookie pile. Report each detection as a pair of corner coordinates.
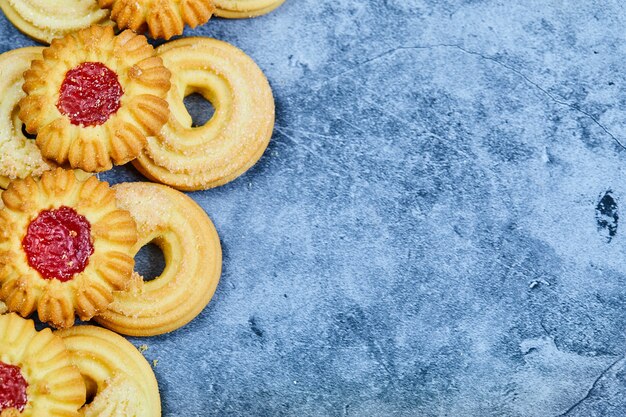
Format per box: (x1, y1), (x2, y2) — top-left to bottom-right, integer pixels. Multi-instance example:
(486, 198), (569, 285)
(0, 0), (286, 43)
(0, 0), (280, 415)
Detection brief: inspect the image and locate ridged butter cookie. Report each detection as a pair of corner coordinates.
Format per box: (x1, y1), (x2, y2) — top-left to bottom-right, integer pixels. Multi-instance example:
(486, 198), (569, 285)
(0, 0), (112, 44)
(134, 37), (275, 190)
(98, 0), (215, 40)
(55, 325), (161, 417)
(0, 47), (53, 189)
(213, 0), (285, 18)
(95, 182), (221, 336)
(19, 25), (171, 173)
(0, 169), (138, 329)
(0, 313), (85, 416)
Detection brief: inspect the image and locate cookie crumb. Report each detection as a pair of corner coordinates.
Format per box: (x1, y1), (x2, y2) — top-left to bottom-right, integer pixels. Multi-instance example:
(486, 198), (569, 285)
(152, 359), (159, 367)
(139, 344), (148, 352)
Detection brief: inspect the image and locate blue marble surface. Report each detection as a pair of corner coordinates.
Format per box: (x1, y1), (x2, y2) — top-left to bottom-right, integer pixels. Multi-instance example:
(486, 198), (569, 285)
(4, 1), (626, 415)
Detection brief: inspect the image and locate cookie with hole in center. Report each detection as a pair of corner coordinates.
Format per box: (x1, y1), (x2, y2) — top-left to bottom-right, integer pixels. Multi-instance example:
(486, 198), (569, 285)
(134, 37), (275, 190)
(0, 0), (112, 44)
(0, 168), (138, 329)
(95, 182), (221, 336)
(0, 313), (86, 416)
(19, 25), (171, 173)
(98, 0), (215, 40)
(55, 325), (160, 417)
(0, 47), (53, 189)
(212, 0), (285, 18)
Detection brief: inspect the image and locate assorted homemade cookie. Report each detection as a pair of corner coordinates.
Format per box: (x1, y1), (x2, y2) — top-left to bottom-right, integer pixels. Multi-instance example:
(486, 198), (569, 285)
(96, 182), (222, 336)
(0, 169), (138, 329)
(98, 0), (216, 40)
(0, 0), (112, 44)
(0, 0), (282, 412)
(19, 25), (171, 173)
(135, 37), (275, 190)
(0, 313), (86, 416)
(213, 0), (286, 18)
(0, 0), (284, 43)
(56, 325), (161, 417)
(0, 47), (52, 189)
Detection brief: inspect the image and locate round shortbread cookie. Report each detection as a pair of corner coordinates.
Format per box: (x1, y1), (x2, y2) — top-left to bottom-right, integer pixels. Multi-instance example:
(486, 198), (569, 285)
(56, 325), (161, 417)
(0, 313), (85, 416)
(0, 0), (112, 44)
(134, 37), (275, 190)
(98, 0), (215, 40)
(95, 182), (221, 336)
(0, 169), (138, 329)
(213, 0), (285, 18)
(0, 47), (53, 189)
(19, 25), (171, 173)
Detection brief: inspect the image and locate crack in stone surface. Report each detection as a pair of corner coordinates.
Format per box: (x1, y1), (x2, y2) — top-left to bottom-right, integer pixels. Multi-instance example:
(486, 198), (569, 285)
(556, 355), (625, 416)
(320, 43), (626, 151)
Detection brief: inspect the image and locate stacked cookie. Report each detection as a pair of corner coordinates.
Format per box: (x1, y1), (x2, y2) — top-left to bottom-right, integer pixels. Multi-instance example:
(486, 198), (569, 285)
(0, 1), (280, 415)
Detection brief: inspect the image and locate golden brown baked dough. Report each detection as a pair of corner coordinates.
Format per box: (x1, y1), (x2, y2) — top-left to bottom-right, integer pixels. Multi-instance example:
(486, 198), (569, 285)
(95, 182), (221, 336)
(55, 325), (160, 417)
(0, 47), (53, 189)
(98, 0), (215, 40)
(0, 0), (112, 44)
(212, 0), (285, 18)
(134, 37), (275, 190)
(0, 169), (137, 329)
(19, 25), (171, 173)
(0, 313), (85, 416)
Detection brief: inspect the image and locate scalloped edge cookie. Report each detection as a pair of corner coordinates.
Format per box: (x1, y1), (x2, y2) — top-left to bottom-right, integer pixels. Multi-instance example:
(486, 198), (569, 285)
(0, 313), (85, 416)
(0, 169), (138, 328)
(19, 25), (171, 172)
(99, 0), (215, 40)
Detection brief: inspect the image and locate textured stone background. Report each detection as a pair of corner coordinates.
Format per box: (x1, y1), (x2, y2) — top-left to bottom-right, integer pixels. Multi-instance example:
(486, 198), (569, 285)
(4, 0), (626, 415)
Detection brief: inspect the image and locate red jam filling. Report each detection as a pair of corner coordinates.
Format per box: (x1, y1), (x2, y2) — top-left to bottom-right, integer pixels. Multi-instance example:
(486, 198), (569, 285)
(22, 206), (94, 282)
(57, 62), (123, 127)
(0, 362), (28, 412)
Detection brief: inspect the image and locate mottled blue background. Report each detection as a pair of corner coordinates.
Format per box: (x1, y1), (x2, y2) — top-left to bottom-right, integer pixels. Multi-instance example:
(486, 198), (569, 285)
(4, 1), (626, 415)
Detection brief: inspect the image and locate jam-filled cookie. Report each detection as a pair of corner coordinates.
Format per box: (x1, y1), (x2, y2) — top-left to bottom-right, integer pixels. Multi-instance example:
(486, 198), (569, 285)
(55, 325), (160, 417)
(212, 0), (285, 18)
(19, 25), (171, 173)
(0, 168), (138, 329)
(95, 182), (221, 336)
(0, 313), (85, 416)
(98, 0), (215, 40)
(134, 37), (275, 190)
(0, 0), (112, 44)
(0, 47), (53, 189)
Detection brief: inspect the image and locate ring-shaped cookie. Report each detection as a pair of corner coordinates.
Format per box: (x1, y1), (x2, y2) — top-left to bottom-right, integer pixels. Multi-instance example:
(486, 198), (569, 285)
(95, 182), (221, 336)
(0, 0), (112, 44)
(133, 37), (275, 190)
(0, 169), (138, 329)
(0, 47), (54, 190)
(19, 25), (171, 173)
(98, 0), (215, 40)
(55, 325), (160, 417)
(0, 313), (85, 416)
(212, 0), (285, 18)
